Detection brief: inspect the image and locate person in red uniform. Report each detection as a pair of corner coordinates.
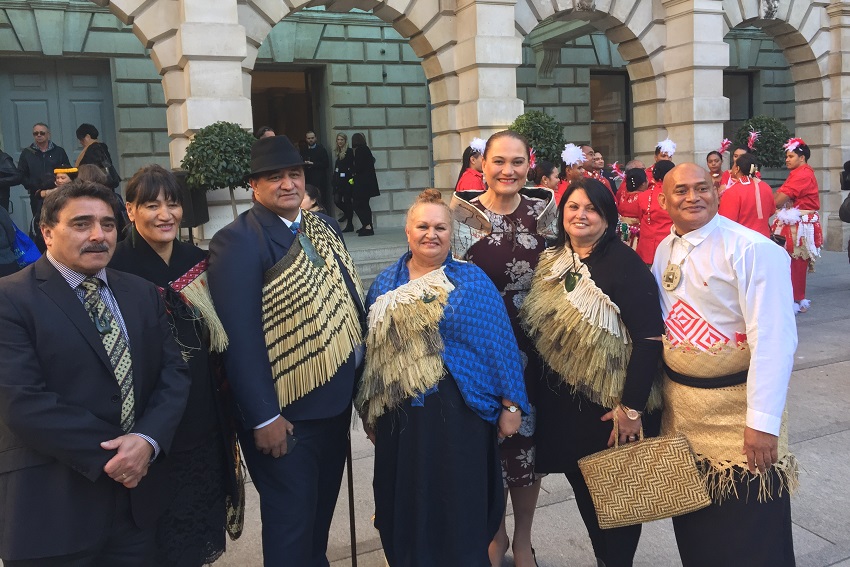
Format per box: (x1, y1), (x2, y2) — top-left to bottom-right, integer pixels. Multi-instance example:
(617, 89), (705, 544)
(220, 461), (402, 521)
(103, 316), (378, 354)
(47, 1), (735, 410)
(719, 146), (749, 190)
(557, 144), (586, 204)
(455, 138), (486, 192)
(645, 139), (675, 187)
(618, 160), (675, 265)
(581, 144), (613, 195)
(771, 138), (822, 313)
(718, 153), (774, 237)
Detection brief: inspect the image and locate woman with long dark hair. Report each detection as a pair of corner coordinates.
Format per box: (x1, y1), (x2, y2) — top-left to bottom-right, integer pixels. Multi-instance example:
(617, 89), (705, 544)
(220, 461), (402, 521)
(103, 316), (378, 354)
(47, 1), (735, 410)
(522, 177), (663, 567)
(351, 132), (380, 236)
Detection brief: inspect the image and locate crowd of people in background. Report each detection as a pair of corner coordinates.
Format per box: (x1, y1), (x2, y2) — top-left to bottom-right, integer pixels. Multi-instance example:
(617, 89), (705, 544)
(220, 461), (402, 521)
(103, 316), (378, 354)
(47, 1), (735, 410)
(0, 119), (831, 567)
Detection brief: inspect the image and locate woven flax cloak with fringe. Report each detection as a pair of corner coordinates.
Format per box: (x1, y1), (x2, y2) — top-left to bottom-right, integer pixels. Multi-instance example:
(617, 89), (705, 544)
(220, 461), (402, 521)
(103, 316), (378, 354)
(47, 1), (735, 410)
(520, 246), (662, 411)
(261, 211), (364, 408)
(662, 339), (799, 503)
(355, 267), (455, 427)
(358, 254), (530, 425)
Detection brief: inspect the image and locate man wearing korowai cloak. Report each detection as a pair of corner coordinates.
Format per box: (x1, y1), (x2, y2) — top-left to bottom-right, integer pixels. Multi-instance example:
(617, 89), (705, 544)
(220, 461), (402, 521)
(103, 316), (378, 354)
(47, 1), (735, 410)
(208, 135), (365, 566)
(652, 163), (798, 566)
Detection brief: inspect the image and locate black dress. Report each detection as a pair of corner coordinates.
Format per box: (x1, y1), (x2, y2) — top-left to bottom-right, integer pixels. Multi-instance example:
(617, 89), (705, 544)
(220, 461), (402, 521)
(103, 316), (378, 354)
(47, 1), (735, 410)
(110, 230), (231, 567)
(352, 144), (380, 227)
(333, 148), (355, 223)
(535, 240), (663, 567)
(373, 373), (503, 567)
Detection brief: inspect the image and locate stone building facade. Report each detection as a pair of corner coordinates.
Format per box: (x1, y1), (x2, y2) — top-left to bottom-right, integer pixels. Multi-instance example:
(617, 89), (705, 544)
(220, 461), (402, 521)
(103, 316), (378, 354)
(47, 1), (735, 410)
(0, 0), (846, 249)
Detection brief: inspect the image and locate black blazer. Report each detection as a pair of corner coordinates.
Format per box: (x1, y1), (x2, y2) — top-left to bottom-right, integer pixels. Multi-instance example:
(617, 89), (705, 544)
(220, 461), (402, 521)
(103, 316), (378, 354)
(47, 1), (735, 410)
(0, 257), (190, 561)
(208, 203), (363, 429)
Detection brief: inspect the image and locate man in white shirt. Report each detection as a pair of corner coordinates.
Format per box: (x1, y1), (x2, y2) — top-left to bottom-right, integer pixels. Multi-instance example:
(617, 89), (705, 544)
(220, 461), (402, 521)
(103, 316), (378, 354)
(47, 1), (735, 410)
(653, 163), (798, 566)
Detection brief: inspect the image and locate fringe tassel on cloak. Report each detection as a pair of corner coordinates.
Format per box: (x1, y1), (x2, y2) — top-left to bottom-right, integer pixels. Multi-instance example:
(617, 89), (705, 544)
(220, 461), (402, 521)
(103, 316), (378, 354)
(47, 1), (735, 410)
(262, 211), (364, 409)
(169, 259), (229, 353)
(355, 267), (455, 427)
(520, 247), (662, 411)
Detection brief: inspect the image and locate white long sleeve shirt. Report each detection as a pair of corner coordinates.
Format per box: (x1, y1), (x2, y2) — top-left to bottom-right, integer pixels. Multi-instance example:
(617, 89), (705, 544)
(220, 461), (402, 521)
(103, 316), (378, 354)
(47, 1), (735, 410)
(651, 214), (798, 436)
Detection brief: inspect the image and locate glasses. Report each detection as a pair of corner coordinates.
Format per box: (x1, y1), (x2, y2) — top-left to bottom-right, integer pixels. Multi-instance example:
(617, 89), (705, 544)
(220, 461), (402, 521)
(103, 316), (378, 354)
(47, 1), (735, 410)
(33, 131), (47, 136)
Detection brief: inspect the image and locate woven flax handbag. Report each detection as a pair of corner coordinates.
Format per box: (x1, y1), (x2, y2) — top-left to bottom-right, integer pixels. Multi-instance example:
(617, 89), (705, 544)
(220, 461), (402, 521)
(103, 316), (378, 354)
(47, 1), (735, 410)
(577, 416), (711, 529)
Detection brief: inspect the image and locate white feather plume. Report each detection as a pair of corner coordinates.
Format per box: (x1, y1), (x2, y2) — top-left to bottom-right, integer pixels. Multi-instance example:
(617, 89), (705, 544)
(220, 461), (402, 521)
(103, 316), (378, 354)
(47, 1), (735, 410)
(657, 138), (677, 156)
(469, 137), (486, 155)
(561, 143), (585, 166)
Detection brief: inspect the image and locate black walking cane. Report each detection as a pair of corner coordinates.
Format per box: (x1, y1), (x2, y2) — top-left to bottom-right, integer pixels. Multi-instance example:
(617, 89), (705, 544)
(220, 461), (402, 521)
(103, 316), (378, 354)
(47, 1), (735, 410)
(347, 433), (358, 567)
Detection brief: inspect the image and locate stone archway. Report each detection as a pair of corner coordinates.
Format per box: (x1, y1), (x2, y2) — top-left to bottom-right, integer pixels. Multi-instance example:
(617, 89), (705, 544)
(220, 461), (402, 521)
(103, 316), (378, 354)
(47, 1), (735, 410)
(88, 0), (252, 169)
(722, 0), (843, 248)
(514, 0), (667, 162)
(238, 0), (487, 191)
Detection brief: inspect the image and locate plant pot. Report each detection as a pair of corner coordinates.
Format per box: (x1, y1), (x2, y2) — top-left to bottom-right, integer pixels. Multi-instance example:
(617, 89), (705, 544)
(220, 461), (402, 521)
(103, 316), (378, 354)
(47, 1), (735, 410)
(175, 170), (210, 228)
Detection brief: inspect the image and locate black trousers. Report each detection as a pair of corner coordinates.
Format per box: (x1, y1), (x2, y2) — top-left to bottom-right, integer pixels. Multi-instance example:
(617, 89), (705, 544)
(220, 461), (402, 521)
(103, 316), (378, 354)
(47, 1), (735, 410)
(565, 470), (643, 567)
(238, 408), (350, 567)
(672, 467), (795, 567)
(4, 488), (154, 567)
(353, 193), (372, 227)
(334, 183), (353, 223)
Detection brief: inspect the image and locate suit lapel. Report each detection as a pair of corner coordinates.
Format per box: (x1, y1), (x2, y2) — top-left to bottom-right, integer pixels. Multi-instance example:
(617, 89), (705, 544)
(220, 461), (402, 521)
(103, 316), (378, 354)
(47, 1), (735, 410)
(252, 203), (295, 252)
(36, 258), (114, 375)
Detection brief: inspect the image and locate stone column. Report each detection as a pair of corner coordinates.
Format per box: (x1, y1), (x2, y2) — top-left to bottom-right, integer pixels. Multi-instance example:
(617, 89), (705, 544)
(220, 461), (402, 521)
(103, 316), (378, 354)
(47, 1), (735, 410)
(151, 0), (251, 169)
(434, 0), (524, 190)
(825, 2), (850, 251)
(659, 0), (729, 164)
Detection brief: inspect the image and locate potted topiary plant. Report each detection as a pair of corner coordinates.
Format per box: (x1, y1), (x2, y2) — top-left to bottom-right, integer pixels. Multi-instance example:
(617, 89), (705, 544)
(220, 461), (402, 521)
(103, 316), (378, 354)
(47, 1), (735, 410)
(180, 121), (255, 224)
(510, 110), (566, 165)
(733, 115), (791, 169)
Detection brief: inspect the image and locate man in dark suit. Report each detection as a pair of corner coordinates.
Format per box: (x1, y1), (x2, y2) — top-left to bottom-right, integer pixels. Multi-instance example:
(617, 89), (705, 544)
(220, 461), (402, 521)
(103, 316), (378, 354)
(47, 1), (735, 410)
(302, 130), (331, 210)
(0, 180), (190, 566)
(209, 135), (364, 566)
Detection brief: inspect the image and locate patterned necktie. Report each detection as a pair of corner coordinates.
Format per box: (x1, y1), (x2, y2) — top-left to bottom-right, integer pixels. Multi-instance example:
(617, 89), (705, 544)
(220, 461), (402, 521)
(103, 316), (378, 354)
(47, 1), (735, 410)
(79, 276), (135, 432)
(290, 220), (300, 234)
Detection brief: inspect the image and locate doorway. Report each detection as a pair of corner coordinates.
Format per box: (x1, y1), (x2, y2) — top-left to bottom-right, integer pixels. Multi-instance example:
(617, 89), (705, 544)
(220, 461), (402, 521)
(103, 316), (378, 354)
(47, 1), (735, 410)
(251, 69), (324, 148)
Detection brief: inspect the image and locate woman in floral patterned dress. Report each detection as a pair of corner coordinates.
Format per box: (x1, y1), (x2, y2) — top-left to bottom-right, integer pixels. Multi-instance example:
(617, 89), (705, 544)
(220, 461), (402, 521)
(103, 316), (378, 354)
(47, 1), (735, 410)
(451, 130), (557, 567)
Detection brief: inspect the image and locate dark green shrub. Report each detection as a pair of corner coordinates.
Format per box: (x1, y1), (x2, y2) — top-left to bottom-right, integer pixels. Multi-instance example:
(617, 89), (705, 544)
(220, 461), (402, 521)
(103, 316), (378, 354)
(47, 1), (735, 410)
(181, 121), (255, 191)
(510, 110), (566, 165)
(733, 115), (791, 169)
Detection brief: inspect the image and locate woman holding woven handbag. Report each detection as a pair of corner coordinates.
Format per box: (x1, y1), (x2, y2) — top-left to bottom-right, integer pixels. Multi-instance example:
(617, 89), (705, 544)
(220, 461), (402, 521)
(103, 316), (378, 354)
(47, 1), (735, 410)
(520, 177), (664, 567)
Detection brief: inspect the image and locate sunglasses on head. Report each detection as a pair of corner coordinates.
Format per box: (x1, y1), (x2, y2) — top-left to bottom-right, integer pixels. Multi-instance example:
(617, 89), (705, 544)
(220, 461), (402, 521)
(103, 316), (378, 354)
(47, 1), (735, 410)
(33, 131), (47, 136)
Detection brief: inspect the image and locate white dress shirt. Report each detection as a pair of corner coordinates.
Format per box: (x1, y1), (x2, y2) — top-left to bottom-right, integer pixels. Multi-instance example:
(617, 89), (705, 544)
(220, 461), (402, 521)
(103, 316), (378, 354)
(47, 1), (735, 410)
(651, 214), (798, 436)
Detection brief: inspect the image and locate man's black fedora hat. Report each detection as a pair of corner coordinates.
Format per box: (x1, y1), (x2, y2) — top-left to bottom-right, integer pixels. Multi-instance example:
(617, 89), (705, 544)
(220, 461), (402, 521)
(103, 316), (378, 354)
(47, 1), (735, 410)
(249, 135), (306, 177)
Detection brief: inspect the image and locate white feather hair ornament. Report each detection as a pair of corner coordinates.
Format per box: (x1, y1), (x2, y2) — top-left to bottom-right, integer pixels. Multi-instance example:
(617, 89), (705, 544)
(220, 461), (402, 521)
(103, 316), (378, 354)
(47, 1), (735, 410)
(561, 143), (585, 167)
(469, 138), (486, 155)
(657, 138), (676, 156)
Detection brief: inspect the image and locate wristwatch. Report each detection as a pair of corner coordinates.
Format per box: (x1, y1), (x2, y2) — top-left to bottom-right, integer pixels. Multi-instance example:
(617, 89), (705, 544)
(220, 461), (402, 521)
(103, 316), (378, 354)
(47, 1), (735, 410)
(502, 404), (521, 414)
(620, 404), (643, 421)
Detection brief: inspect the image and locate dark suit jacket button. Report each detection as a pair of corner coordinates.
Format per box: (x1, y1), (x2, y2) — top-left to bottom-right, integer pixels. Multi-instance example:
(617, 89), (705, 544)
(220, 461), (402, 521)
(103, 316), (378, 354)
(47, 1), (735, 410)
(111, 395), (120, 403)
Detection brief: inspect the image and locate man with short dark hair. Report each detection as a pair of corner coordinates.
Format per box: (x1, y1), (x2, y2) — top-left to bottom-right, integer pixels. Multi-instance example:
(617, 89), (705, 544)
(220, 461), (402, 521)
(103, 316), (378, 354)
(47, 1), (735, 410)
(17, 122), (70, 217)
(302, 131), (330, 209)
(654, 163), (797, 566)
(0, 180), (190, 566)
(209, 135), (364, 566)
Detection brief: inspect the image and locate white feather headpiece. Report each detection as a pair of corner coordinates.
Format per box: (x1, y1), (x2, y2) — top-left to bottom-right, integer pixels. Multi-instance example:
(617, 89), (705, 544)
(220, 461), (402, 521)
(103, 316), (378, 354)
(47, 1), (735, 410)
(657, 138), (676, 156)
(469, 138), (486, 155)
(561, 143), (585, 167)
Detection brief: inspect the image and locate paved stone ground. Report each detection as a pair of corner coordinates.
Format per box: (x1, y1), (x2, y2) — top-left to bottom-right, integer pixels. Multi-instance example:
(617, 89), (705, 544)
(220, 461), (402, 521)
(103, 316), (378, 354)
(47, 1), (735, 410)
(214, 247), (850, 567)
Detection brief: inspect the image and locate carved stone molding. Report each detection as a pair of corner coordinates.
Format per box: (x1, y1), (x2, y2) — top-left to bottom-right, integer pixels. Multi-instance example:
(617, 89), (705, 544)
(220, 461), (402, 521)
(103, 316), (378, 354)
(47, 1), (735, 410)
(762, 0), (779, 19)
(532, 41), (560, 86)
